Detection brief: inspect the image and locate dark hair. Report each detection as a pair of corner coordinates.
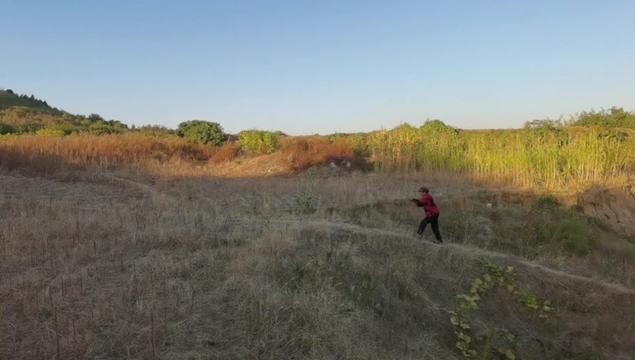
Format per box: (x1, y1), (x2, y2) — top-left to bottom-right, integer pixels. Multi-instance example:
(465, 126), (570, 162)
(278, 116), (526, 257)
(418, 187), (429, 193)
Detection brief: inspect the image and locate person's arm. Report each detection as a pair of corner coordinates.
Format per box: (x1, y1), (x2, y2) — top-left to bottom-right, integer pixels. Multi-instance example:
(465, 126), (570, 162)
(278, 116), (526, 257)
(411, 198), (423, 206)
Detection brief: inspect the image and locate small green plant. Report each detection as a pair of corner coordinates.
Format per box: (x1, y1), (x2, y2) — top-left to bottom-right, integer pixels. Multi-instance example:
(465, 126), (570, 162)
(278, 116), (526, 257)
(449, 262), (553, 359)
(294, 190), (318, 214)
(533, 194), (559, 209)
(555, 218), (593, 256)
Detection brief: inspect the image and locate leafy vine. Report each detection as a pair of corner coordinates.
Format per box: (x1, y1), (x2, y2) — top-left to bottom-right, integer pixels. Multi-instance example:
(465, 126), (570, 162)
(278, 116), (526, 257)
(449, 262), (553, 359)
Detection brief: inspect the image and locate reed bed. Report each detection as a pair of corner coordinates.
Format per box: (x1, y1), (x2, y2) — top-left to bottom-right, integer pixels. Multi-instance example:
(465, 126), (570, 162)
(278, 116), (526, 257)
(356, 124), (634, 189)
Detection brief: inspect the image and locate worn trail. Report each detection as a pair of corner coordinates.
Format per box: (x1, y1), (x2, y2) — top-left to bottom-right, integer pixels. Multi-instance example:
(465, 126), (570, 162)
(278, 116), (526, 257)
(259, 218), (635, 296)
(106, 174), (635, 296)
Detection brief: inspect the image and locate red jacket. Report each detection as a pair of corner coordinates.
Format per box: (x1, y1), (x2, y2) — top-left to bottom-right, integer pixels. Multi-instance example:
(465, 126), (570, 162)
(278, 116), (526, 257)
(415, 194), (440, 218)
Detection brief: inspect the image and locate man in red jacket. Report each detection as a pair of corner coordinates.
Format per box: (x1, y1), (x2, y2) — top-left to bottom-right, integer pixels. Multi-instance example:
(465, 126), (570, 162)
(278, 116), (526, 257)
(411, 186), (443, 243)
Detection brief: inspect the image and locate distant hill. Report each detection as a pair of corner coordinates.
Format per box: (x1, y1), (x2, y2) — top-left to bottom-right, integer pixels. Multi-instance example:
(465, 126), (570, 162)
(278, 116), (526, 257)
(0, 89), (129, 135)
(0, 89), (61, 113)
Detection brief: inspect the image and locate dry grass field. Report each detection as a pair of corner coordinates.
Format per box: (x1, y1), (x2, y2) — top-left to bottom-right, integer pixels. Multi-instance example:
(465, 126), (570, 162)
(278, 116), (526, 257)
(1, 163), (634, 359)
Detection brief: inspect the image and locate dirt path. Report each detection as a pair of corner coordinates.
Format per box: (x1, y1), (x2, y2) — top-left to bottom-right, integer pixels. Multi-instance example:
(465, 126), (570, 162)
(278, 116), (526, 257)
(257, 218), (635, 295)
(100, 174), (635, 295)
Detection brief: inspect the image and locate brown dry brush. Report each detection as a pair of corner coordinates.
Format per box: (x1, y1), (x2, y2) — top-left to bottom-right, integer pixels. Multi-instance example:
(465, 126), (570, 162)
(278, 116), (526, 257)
(0, 134), (215, 174)
(281, 136), (357, 170)
(0, 134), (364, 178)
(210, 142), (241, 164)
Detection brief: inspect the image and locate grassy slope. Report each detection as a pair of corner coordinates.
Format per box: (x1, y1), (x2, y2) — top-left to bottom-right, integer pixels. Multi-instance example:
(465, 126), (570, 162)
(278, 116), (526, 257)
(1, 170), (633, 359)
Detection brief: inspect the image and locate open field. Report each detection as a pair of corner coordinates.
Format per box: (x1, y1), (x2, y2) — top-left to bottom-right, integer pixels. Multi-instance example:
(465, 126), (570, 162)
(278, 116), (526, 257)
(1, 166), (634, 359)
(4, 1), (635, 358)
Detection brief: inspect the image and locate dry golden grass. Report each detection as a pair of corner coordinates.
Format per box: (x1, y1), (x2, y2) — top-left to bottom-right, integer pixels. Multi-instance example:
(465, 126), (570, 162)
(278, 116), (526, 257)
(210, 142), (240, 164)
(1, 169), (634, 359)
(0, 134), (215, 175)
(0, 134), (366, 179)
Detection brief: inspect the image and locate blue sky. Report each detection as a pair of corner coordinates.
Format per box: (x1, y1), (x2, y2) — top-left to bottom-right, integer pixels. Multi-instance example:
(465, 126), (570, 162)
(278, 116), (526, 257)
(1, 0), (634, 134)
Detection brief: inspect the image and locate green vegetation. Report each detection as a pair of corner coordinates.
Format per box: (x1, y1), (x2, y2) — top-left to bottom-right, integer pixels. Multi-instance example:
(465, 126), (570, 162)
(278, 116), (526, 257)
(450, 262), (552, 359)
(523, 196), (595, 256)
(1, 89), (130, 135)
(177, 120), (227, 145)
(239, 130), (280, 154)
(294, 186), (319, 214)
(572, 107), (635, 129)
(352, 120), (634, 188)
(0, 123), (15, 135)
(133, 125), (176, 137)
(0, 107), (128, 135)
(34, 128), (66, 137)
(0, 89), (59, 113)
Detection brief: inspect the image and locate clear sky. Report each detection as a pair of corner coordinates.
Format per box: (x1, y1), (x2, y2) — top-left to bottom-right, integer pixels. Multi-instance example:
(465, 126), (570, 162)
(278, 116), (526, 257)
(1, 0), (634, 134)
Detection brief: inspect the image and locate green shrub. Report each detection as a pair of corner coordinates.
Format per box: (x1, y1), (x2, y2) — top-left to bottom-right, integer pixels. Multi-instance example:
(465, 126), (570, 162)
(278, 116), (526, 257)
(0, 123), (15, 135)
(555, 218), (593, 256)
(533, 195), (559, 209)
(525, 197), (594, 256)
(35, 128), (66, 137)
(135, 125), (176, 137)
(177, 120), (227, 145)
(239, 130), (280, 154)
(573, 107), (635, 129)
(87, 124), (123, 135)
(294, 190), (318, 214)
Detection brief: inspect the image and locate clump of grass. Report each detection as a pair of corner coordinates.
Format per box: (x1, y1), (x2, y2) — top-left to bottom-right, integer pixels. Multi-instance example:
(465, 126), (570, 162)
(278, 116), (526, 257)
(524, 195), (595, 256)
(294, 190), (319, 214)
(210, 142), (240, 164)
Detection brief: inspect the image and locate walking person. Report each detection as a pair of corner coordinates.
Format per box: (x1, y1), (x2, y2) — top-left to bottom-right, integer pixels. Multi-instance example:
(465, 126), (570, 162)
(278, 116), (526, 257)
(411, 187), (443, 243)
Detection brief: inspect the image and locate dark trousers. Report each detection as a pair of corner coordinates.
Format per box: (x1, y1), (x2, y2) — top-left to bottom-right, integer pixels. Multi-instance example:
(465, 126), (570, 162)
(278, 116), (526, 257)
(418, 215), (442, 242)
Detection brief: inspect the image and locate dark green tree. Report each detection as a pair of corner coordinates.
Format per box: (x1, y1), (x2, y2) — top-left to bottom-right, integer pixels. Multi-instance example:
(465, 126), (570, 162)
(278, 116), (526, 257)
(177, 120), (227, 145)
(88, 113), (105, 122)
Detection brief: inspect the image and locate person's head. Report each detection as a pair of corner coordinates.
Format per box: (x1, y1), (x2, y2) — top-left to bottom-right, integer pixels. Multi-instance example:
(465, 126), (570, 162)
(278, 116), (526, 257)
(417, 186), (429, 194)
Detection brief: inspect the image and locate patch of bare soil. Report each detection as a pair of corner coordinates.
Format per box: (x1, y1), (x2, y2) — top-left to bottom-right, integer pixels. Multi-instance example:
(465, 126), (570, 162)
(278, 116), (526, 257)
(211, 153), (294, 177)
(577, 185), (635, 237)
